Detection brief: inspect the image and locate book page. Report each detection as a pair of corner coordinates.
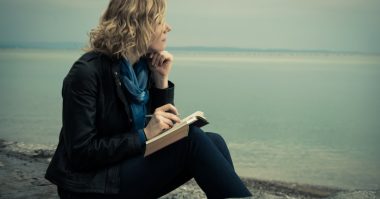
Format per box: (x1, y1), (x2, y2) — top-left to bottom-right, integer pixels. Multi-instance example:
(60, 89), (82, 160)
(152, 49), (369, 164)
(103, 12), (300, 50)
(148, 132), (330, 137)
(146, 121), (187, 144)
(144, 125), (189, 157)
(144, 111), (208, 157)
(181, 111), (205, 124)
(146, 111), (205, 144)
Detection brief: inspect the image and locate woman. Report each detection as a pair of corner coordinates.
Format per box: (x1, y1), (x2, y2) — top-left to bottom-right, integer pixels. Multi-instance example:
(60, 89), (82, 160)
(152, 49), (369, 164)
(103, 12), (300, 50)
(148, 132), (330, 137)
(45, 0), (252, 198)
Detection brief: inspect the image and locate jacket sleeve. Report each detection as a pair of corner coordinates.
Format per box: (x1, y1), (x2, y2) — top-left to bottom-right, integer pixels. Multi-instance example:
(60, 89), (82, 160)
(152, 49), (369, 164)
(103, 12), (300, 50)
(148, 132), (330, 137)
(149, 81), (175, 112)
(62, 60), (144, 171)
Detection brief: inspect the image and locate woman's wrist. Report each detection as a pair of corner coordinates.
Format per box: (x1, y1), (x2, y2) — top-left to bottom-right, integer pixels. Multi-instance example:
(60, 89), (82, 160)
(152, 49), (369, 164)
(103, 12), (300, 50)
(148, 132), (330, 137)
(153, 76), (169, 89)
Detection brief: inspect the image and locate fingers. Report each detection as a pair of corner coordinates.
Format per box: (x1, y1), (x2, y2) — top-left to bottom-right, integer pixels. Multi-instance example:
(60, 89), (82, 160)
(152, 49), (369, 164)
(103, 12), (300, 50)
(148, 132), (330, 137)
(151, 53), (158, 67)
(155, 104), (179, 116)
(159, 116), (174, 129)
(145, 104), (180, 139)
(152, 112), (178, 131)
(160, 112), (181, 124)
(151, 53), (164, 67)
(149, 51), (172, 67)
(158, 55), (166, 66)
(152, 104), (181, 131)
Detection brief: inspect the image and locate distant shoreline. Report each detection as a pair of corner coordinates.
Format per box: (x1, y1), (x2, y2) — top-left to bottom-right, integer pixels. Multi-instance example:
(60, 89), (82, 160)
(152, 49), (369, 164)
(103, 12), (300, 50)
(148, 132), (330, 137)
(0, 43), (378, 56)
(1, 48), (379, 62)
(1, 138), (378, 199)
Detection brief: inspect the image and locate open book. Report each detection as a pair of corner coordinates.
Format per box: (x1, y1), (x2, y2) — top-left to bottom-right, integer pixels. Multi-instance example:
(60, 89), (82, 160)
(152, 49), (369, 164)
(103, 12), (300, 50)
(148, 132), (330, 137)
(144, 111), (209, 157)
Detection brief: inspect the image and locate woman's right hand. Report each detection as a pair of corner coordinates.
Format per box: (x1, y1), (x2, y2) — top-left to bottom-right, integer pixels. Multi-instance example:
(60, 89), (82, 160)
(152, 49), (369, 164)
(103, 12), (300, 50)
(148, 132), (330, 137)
(144, 104), (181, 140)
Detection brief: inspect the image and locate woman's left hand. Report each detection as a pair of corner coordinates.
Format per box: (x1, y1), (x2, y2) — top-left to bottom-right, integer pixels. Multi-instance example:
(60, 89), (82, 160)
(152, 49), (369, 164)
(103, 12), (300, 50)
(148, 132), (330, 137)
(148, 51), (173, 89)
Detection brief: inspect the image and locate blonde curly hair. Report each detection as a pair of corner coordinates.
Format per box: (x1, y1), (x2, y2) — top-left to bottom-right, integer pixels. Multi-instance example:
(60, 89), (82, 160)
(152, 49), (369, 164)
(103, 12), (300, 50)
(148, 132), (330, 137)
(88, 0), (166, 59)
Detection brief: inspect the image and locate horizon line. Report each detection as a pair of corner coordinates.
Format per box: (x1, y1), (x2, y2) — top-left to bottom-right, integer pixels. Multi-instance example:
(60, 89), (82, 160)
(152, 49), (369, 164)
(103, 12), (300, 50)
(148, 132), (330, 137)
(0, 42), (378, 55)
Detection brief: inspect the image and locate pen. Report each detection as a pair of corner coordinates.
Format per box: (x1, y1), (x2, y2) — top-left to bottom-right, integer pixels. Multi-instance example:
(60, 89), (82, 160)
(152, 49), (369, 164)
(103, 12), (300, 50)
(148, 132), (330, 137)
(145, 114), (180, 118)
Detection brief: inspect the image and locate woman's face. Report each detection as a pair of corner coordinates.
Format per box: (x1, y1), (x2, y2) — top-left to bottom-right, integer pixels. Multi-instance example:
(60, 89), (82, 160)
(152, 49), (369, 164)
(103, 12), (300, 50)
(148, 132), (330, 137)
(149, 23), (172, 52)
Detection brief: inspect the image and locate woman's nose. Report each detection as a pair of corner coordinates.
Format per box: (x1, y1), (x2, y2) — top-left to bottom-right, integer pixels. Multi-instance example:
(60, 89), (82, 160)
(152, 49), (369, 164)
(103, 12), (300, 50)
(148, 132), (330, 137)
(165, 24), (172, 33)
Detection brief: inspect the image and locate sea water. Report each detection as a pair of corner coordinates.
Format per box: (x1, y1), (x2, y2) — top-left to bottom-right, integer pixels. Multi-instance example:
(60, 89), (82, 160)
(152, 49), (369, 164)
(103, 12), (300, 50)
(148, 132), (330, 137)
(0, 49), (379, 190)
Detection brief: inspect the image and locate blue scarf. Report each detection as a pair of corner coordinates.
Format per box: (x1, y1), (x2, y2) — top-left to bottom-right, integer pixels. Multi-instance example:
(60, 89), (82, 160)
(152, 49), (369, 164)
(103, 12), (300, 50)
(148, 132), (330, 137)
(119, 58), (150, 131)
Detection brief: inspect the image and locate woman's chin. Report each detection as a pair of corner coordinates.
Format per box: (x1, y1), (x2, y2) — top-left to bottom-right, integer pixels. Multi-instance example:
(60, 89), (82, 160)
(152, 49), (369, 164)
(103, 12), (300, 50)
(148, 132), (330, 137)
(148, 46), (166, 53)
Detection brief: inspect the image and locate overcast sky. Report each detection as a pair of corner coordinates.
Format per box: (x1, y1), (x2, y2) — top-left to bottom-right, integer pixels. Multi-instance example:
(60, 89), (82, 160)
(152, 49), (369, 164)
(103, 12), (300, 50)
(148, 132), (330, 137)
(0, 0), (379, 53)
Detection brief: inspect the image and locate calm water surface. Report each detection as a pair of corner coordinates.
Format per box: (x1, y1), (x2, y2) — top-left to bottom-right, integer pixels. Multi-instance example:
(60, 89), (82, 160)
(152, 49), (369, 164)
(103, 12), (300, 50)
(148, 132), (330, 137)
(0, 49), (379, 190)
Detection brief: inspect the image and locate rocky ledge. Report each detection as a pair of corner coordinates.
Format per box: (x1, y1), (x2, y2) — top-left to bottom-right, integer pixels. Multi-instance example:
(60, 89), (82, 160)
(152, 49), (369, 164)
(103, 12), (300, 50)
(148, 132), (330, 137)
(0, 139), (378, 199)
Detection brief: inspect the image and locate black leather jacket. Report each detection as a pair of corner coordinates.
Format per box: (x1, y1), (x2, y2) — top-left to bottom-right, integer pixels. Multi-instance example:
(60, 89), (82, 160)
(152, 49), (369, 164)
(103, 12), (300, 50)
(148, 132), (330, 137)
(45, 51), (174, 194)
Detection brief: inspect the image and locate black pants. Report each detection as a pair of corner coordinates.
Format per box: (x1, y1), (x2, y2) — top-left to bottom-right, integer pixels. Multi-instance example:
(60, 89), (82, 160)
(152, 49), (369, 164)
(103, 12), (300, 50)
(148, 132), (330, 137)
(58, 126), (252, 198)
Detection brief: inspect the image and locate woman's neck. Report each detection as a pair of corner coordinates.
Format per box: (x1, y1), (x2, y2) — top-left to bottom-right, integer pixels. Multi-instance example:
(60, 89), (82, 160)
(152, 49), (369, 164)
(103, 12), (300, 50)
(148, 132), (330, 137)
(125, 54), (140, 65)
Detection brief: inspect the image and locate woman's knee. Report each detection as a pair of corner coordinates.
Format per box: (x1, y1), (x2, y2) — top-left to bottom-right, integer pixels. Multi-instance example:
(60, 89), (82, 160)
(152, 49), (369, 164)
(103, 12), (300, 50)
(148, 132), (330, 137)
(188, 126), (205, 138)
(187, 126), (212, 145)
(205, 132), (234, 168)
(187, 127), (229, 152)
(205, 132), (228, 148)
(188, 127), (227, 146)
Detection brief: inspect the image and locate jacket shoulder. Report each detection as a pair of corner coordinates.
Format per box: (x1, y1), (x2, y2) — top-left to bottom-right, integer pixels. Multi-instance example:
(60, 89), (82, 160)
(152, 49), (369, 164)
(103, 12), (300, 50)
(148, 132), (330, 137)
(64, 52), (103, 85)
(73, 51), (112, 73)
(78, 51), (103, 62)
